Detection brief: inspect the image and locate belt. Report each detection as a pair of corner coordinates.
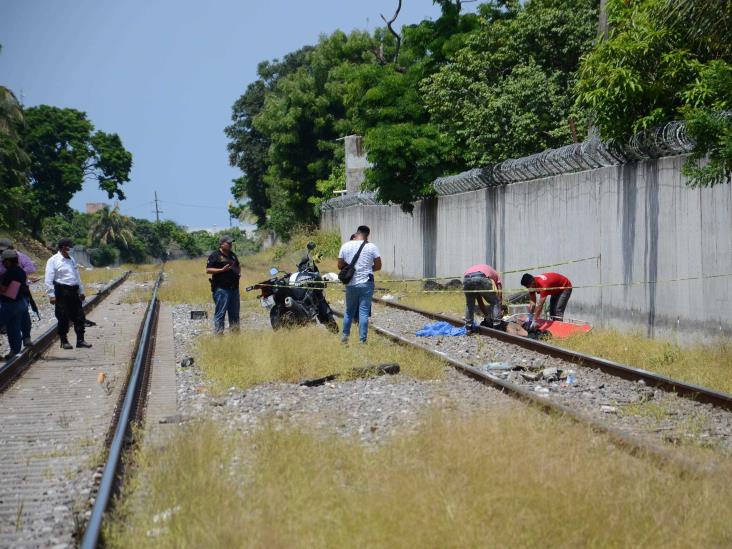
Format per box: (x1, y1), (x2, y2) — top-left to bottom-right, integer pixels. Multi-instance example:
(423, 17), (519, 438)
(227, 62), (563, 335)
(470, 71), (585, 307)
(54, 283), (79, 289)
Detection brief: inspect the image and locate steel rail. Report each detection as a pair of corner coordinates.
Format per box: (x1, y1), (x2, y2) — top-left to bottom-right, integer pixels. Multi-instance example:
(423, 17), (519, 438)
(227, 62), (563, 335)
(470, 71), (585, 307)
(364, 317), (709, 474)
(372, 297), (732, 412)
(332, 309), (710, 474)
(81, 272), (163, 549)
(0, 271), (131, 392)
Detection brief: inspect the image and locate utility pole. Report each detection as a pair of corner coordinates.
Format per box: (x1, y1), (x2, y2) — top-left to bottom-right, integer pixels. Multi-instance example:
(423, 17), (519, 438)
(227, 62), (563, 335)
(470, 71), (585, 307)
(153, 191), (163, 223)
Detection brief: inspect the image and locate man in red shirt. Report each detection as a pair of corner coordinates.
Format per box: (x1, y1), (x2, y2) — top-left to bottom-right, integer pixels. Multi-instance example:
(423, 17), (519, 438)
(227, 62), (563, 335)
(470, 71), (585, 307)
(462, 264), (503, 330)
(520, 272), (572, 322)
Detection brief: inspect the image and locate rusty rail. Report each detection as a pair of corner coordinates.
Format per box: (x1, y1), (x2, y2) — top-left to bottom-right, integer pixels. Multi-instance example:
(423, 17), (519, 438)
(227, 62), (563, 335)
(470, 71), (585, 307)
(371, 297), (732, 412)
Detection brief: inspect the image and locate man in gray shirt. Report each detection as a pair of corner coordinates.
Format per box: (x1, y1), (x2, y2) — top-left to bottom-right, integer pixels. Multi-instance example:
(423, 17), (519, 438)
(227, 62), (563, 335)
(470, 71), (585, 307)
(337, 225), (381, 343)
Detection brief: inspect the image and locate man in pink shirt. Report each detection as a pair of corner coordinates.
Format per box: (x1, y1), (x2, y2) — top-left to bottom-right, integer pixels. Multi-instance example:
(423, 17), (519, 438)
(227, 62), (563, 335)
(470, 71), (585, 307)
(462, 263), (503, 330)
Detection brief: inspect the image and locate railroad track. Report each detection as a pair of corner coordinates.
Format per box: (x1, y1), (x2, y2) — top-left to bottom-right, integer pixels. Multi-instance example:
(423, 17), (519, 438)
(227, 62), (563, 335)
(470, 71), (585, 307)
(0, 271), (130, 392)
(0, 272), (161, 547)
(336, 298), (732, 470)
(373, 297), (732, 412)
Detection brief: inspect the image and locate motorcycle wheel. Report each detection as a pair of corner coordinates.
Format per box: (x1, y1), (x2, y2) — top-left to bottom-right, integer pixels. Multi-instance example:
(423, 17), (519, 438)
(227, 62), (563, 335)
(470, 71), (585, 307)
(324, 317), (339, 334)
(270, 304), (307, 330)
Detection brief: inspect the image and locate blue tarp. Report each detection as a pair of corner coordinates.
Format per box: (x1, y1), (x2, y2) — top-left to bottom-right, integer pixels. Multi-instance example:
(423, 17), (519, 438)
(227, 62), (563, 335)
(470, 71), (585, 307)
(416, 321), (467, 337)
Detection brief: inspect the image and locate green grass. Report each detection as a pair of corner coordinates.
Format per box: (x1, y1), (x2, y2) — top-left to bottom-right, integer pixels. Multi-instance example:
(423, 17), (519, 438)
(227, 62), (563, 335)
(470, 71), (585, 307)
(107, 409), (732, 548)
(195, 324), (445, 392)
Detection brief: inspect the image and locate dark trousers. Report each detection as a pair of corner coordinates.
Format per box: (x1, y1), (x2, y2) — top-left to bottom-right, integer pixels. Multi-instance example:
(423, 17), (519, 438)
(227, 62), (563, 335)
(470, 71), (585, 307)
(54, 284), (85, 342)
(0, 299), (27, 355)
(549, 288), (572, 321)
(463, 273), (500, 325)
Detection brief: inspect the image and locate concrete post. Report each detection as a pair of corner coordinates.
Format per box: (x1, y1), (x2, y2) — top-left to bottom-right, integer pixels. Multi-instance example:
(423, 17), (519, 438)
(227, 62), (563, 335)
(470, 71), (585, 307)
(344, 135), (371, 194)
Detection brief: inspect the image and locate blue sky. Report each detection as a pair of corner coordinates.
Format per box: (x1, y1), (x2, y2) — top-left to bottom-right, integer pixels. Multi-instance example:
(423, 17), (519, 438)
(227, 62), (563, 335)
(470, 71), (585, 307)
(0, 0), (456, 230)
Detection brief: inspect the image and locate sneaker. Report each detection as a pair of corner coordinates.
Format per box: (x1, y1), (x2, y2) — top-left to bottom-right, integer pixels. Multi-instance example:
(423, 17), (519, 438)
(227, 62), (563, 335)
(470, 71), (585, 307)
(60, 341), (73, 350)
(76, 341), (93, 349)
(84, 319), (97, 327)
(22, 337), (32, 347)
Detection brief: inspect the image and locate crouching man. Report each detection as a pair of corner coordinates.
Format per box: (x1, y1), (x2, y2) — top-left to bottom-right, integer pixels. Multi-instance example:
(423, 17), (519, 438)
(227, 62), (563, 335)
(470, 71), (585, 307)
(462, 263), (503, 331)
(520, 272), (572, 323)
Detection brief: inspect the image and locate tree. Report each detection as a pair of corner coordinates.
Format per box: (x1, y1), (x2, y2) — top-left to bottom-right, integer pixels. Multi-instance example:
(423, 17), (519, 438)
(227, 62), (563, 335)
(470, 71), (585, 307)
(89, 205), (134, 247)
(225, 48), (313, 228)
(41, 211), (91, 248)
(422, 0), (599, 166)
(23, 105), (132, 234)
(252, 31), (375, 237)
(337, 2), (479, 209)
(0, 85), (31, 230)
(575, 0), (731, 187)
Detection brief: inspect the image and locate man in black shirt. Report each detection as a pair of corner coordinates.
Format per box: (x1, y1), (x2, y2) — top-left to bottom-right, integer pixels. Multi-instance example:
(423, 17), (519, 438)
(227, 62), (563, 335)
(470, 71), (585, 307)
(206, 235), (241, 333)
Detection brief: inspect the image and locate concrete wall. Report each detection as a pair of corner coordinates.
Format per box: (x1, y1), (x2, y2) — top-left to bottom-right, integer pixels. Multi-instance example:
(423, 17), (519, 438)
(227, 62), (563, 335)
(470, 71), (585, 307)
(321, 155), (732, 341)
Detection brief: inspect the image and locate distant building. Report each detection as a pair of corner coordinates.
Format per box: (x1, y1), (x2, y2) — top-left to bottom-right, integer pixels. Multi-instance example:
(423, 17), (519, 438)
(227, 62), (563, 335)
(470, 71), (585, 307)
(86, 202), (108, 214)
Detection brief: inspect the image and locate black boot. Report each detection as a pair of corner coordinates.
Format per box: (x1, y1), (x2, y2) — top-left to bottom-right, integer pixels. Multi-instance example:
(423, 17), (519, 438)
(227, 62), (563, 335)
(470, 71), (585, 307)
(76, 340), (92, 348)
(60, 339), (73, 350)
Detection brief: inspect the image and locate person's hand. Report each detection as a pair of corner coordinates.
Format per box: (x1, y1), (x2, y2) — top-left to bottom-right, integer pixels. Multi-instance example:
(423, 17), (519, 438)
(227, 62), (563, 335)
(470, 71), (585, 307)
(220, 264), (232, 272)
(79, 293), (86, 301)
(50, 297), (56, 304)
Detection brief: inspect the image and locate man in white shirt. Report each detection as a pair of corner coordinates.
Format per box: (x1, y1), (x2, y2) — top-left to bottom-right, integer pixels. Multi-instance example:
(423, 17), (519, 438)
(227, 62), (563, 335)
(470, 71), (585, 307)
(337, 225), (381, 343)
(44, 239), (91, 349)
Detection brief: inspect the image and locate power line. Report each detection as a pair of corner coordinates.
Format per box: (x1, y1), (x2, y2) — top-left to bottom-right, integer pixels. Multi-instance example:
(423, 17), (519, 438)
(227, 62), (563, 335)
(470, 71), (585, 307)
(159, 199), (228, 210)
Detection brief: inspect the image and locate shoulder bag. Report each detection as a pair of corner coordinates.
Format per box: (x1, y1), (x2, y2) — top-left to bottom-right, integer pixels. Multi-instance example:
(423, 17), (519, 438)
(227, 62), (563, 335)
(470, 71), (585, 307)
(338, 240), (367, 284)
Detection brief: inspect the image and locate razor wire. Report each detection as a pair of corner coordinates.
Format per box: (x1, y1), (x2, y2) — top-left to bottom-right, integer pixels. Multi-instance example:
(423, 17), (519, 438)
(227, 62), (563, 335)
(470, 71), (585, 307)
(434, 119), (703, 195)
(325, 118), (718, 205)
(321, 190), (381, 211)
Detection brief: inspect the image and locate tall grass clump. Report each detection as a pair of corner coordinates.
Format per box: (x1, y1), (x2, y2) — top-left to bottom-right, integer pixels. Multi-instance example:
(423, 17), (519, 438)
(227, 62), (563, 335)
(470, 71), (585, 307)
(107, 409), (732, 548)
(195, 324), (445, 390)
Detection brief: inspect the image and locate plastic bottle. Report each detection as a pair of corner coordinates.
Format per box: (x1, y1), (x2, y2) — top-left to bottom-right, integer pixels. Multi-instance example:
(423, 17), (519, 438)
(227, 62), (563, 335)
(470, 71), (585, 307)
(566, 370), (576, 385)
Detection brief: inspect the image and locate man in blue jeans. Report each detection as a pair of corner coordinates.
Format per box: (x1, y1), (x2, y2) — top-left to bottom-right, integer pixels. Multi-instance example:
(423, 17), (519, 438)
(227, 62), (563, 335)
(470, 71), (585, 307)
(206, 235), (241, 334)
(338, 225), (381, 343)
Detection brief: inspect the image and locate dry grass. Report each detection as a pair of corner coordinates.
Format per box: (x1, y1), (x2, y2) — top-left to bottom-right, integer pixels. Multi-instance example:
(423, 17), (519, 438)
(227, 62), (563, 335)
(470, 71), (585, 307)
(107, 408), (732, 548)
(378, 279), (465, 316)
(195, 325), (445, 392)
(556, 330), (732, 394)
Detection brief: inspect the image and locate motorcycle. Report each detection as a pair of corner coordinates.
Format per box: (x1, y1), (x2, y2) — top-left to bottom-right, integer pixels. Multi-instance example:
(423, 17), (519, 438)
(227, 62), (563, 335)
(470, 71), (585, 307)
(245, 242), (339, 333)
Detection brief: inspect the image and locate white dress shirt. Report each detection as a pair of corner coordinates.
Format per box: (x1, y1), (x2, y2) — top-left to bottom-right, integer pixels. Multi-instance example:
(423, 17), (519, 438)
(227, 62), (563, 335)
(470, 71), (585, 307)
(44, 252), (84, 297)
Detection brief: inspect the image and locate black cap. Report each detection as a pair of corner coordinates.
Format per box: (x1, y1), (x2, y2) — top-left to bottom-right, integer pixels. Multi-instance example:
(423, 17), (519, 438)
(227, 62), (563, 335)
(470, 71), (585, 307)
(219, 235), (234, 244)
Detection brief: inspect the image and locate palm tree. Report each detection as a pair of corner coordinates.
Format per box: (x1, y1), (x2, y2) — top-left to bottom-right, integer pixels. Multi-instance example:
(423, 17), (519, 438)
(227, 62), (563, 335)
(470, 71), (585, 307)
(89, 205), (134, 247)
